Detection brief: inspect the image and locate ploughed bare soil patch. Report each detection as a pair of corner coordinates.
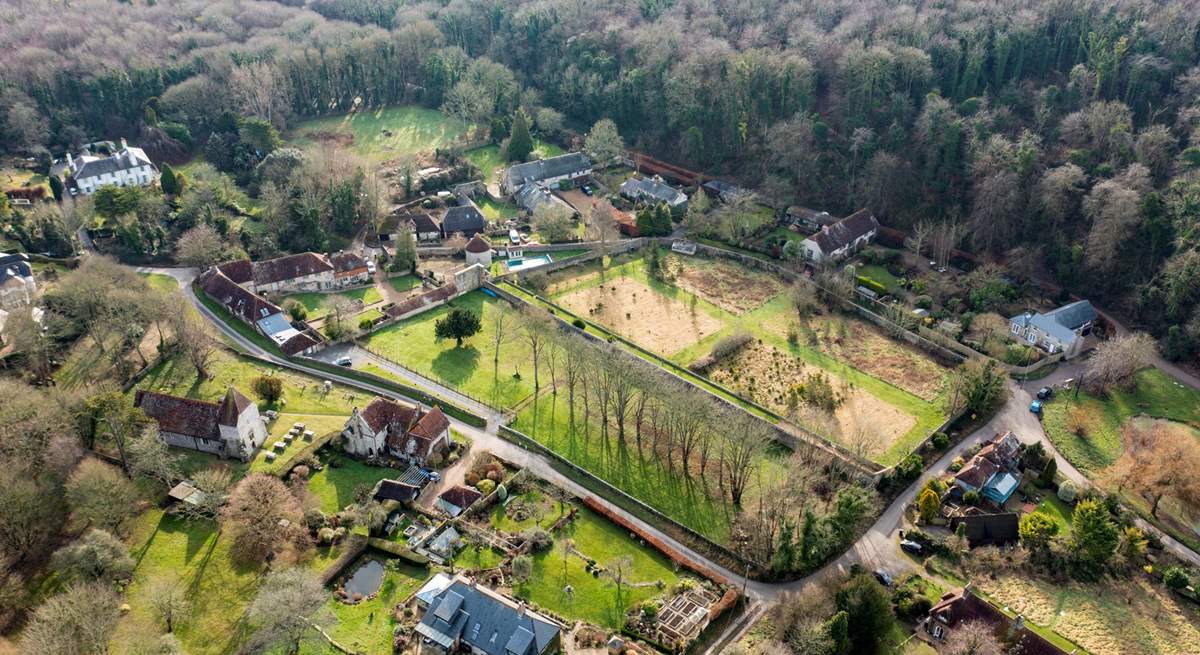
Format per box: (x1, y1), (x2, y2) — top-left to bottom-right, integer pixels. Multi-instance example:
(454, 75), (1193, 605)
(556, 276), (723, 355)
(667, 255), (784, 314)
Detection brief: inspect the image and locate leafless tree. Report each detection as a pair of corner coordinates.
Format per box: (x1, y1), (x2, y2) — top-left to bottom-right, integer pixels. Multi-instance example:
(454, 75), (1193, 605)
(944, 619), (1003, 655)
(910, 219), (935, 259)
(603, 555), (634, 605)
(519, 306), (554, 391)
(230, 61), (290, 127)
(170, 307), (216, 380)
(19, 581), (120, 654)
(1085, 332), (1157, 393)
(145, 576), (191, 634)
(246, 567), (332, 654)
(221, 474), (305, 563)
(720, 414), (773, 506)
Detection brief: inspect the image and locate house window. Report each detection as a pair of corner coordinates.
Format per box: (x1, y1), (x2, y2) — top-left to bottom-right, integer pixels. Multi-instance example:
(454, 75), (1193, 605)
(1011, 323), (1019, 334)
(932, 625), (945, 640)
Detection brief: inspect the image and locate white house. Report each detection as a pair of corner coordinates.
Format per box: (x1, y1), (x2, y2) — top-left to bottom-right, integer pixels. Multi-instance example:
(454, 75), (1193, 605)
(342, 397), (451, 465)
(797, 209), (879, 264)
(501, 152), (593, 195)
(0, 253), (36, 310)
(66, 139), (159, 195)
(216, 252), (336, 294)
(134, 387), (268, 461)
(1009, 300), (1096, 358)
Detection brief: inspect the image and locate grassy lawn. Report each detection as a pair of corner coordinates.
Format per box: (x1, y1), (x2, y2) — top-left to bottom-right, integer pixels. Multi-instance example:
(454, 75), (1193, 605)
(360, 290), (535, 408)
(1033, 493), (1075, 533)
(289, 106), (469, 164)
(247, 413), (350, 475)
(301, 559), (429, 655)
(1042, 368), (1200, 473)
(512, 391), (788, 544)
(458, 546), (506, 571)
(477, 195), (521, 221)
(0, 167), (49, 194)
(512, 506), (681, 629)
(306, 454), (397, 514)
(357, 308), (385, 323)
(282, 287), (383, 320)
(140, 272), (179, 292)
(489, 490), (562, 533)
(388, 275), (419, 293)
(112, 511), (262, 655)
(133, 347), (371, 416)
(856, 264), (902, 294)
(464, 141), (564, 183)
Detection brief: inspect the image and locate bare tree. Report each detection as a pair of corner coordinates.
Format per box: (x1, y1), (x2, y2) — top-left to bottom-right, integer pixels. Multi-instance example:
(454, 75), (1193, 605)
(518, 305), (554, 391)
(145, 576), (191, 634)
(1085, 332), (1157, 393)
(1110, 421), (1200, 518)
(246, 567), (332, 654)
(944, 619), (1003, 655)
(910, 219), (935, 259)
(230, 62), (290, 127)
(603, 555), (634, 606)
(169, 306), (217, 380)
(720, 414), (773, 506)
(19, 581), (120, 654)
(221, 474), (305, 563)
(175, 224), (226, 268)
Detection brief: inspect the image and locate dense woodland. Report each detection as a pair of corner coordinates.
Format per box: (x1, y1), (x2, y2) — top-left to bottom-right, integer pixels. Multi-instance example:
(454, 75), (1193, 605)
(2, 0), (1200, 361)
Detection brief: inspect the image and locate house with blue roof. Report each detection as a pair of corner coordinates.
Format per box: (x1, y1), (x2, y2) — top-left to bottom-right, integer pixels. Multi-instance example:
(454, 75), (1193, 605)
(1009, 300), (1096, 358)
(952, 432), (1024, 507)
(416, 577), (562, 655)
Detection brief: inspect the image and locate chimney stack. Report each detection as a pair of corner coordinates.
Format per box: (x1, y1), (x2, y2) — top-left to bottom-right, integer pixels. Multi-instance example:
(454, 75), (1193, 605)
(120, 137), (128, 150)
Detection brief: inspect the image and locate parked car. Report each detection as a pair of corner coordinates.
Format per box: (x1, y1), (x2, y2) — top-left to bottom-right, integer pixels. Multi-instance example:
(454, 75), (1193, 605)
(1037, 386), (1054, 400)
(367, 261), (376, 274)
(900, 539), (923, 555)
(336, 357), (353, 367)
(1029, 400), (1043, 415)
(581, 185), (593, 196)
(873, 569), (894, 587)
(426, 471), (441, 483)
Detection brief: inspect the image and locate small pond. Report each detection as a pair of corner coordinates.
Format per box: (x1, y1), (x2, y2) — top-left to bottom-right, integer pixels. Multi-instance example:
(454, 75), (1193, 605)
(342, 558), (385, 602)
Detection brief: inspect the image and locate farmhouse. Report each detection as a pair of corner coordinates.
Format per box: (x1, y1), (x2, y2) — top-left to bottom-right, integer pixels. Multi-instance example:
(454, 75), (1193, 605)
(442, 203), (487, 238)
(134, 387), (268, 461)
(0, 252), (36, 310)
(416, 577), (562, 655)
(64, 139), (159, 195)
(797, 209), (879, 264)
(923, 585), (1067, 655)
(1008, 300), (1096, 359)
(329, 251), (370, 288)
(514, 182), (575, 217)
(342, 397), (451, 465)
(501, 152), (593, 195)
(196, 267), (322, 355)
(620, 175), (687, 210)
(464, 234), (493, 267)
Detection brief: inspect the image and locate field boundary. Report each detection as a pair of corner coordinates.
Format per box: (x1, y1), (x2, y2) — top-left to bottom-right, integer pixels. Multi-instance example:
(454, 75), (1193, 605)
(487, 280), (886, 476)
(496, 425), (769, 578)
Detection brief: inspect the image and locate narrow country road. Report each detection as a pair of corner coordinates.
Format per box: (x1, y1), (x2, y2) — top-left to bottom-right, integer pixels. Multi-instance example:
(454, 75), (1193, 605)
(134, 260), (1200, 653)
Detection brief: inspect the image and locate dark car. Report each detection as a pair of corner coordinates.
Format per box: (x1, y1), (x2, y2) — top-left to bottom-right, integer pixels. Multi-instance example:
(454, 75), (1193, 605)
(1037, 386), (1054, 400)
(336, 357), (353, 367)
(873, 569), (893, 587)
(900, 539), (923, 555)
(581, 185), (593, 196)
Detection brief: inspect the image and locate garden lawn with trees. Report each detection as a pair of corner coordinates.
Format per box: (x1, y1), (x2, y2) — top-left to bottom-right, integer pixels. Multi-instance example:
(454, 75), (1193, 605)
(288, 106), (469, 164)
(281, 287), (383, 321)
(511, 506), (683, 629)
(298, 559), (428, 655)
(359, 290), (537, 408)
(464, 140), (563, 183)
(305, 455), (398, 515)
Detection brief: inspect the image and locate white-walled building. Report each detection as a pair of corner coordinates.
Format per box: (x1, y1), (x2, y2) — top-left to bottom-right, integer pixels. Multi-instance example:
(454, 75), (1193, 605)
(463, 234), (493, 267)
(0, 253), (36, 310)
(66, 139), (159, 195)
(134, 387), (268, 461)
(797, 209), (879, 264)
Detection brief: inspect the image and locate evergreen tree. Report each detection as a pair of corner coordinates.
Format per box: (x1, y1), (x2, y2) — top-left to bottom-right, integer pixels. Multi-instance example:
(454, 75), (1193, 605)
(48, 175), (63, 202)
(772, 520), (795, 573)
(1070, 499), (1118, 580)
(159, 163), (181, 196)
(435, 308), (482, 347)
(506, 110), (533, 162)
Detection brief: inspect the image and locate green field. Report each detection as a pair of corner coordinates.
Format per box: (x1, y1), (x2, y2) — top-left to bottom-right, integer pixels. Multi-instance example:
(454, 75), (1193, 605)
(112, 511), (262, 655)
(388, 274), (419, 293)
(359, 290), (536, 408)
(512, 506), (682, 629)
(477, 196), (520, 221)
(140, 272), (180, 292)
(290, 106), (469, 163)
(306, 455), (396, 514)
(464, 141), (564, 183)
(282, 287), (383, 320)
(1042, 368), (1200, 473)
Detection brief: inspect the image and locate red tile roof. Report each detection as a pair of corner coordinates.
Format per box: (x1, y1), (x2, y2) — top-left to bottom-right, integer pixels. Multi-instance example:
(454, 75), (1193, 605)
(360, 397), (421, 435)
(135, 390), (221, 441)
(330, 251), (369, 276)
(955, 457), (998, 490)
(439, 485), (483, 510)
(464, 234), (491, 254)
(252, 252), (333, 286)
(929, 588), (1067, 655)
(279, 331), (320, 356)
(217, 387), (254, 427)
(384, 284), (457, 318)
(216, 259), (253, 284)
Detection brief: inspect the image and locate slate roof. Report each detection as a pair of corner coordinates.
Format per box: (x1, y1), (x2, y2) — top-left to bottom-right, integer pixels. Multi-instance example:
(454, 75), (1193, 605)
(701, 179), (744, 200)
(465, 234), (492, 254)
(442, 204), (487, 236)
(502, 152), (592, 190)
(786, 206), (838, 227)
(807, 209), (879, 255)
(949, 512), (1020, 548)
(375, 479), (422, 502)
(620, 176), (687, 206)
(418, 579), (560, 655)
(252, 252), (333, 286)
(198, 269), (282, 324)
(1010, 300), (1096, 344)
(514, 183), (573, 215)
(73, 147), (154, 180)
(383, 211), (441, 235)
(135, 390), (221, 441)
(0, 259), (33, 286)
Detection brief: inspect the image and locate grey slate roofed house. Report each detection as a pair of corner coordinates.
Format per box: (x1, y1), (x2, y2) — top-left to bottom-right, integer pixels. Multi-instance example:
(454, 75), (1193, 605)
(514, 183), (575, 216)
(620, 176), (688, 209)
(501, 152), (593, 195)
(416, 578), (561, 655)
(0, 252), (36, 310)
(700, 179), (745, 203)
(67, 139), (159, 195)
(797, 209), (879, 264)
(442, 203), (488, 237)
(1009, 300), (1096, 359)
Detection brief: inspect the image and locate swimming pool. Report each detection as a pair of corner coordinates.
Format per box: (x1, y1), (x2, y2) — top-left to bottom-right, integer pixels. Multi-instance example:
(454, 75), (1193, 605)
(506, 254), (553, 273)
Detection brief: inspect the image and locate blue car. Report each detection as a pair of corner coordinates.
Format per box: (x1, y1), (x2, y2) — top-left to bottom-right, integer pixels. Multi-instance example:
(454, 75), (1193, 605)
(1030, 400), (1043, 415)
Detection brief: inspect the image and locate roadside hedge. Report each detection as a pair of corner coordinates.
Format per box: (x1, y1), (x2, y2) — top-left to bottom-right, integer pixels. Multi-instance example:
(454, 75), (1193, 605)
(855, 275), (888, 295)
